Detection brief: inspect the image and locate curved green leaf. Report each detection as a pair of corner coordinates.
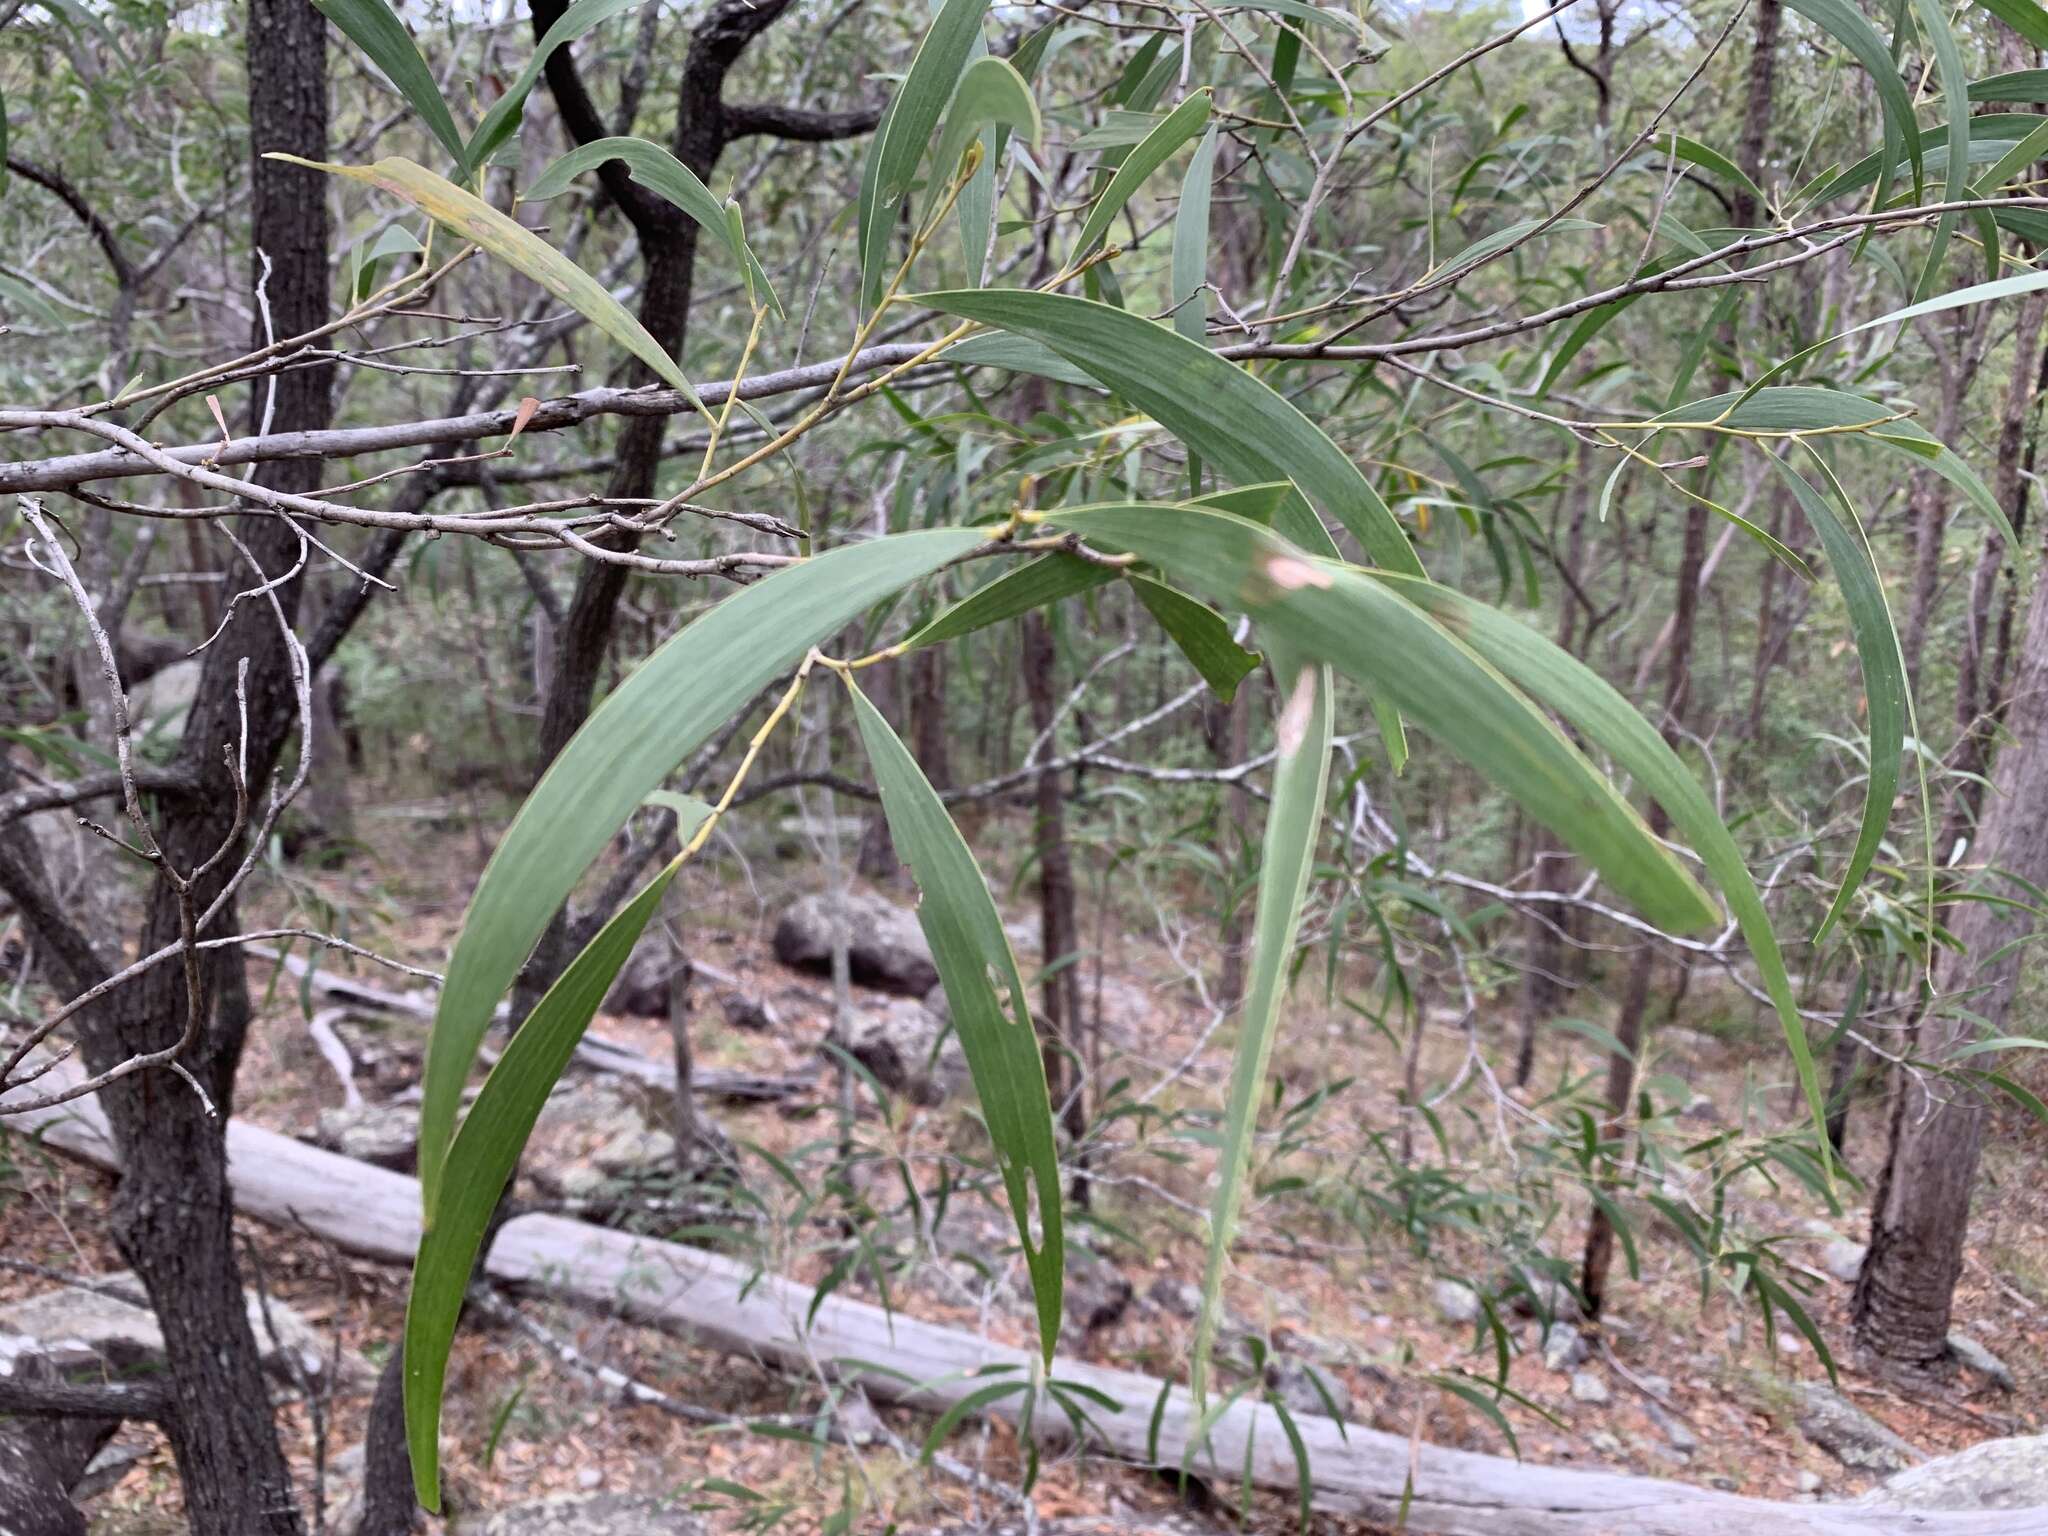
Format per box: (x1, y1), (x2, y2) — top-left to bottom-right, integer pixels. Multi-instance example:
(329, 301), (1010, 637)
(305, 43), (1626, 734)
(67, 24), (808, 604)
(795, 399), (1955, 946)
(1659, 386), (2016, 548)
(1663, 134), (1765, 207)
(1072, 89), (1212, 263)
(1130, 575), (1260, 701)
(464, 0), (656, 178)
(1192, 646), (1330, 1406)
(930, 54), (1039, 215)
(1758, 452), (1903, 943)
(1173, 123), (1219, 345)
(918, 289), (1422, 575)
(1374, 571), (1832, 1167)
(1784, 0), (1917, 207)
(1975, 0), (2048, 49)
(905, 552), (1117, 648)
(859, 0), (993, 308)
(406, 859), (682, 1511)
(1811, 113), (2039, 202)
(278, 154), (707, 406)
(1047, 503), (1718, 932)
(1905, 0), (1970, 296)
(843, 678), (1065, 1358)
(421, 529), (982, 1211)
(525, 137), (780, 319)
(311, 0), (468, 170)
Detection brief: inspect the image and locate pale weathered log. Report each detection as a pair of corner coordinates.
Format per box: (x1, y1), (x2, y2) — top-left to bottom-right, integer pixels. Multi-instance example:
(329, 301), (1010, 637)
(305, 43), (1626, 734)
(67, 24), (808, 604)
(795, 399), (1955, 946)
(5, 1084), (2044, 1536)
(247, 945), (811, 1103)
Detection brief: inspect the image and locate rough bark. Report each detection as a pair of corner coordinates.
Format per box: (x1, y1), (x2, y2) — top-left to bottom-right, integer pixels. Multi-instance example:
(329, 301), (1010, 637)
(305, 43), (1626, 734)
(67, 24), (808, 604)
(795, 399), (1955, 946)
(0, 6), (340, 1532)
(0, 1358), (120, 1536)
(1943, 303), (2048, 863)
(1854, 569), (2048, 1377)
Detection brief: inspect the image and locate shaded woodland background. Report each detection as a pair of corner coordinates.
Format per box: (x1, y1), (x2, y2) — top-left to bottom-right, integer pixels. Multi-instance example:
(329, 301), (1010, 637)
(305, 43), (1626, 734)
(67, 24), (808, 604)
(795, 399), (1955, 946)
(4, 0), (2048, 1532)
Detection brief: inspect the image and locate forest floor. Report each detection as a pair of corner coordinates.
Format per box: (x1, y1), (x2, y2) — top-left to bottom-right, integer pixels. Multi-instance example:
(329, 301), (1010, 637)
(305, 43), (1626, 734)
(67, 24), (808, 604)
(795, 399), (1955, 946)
(3, 794), (2045, 1535)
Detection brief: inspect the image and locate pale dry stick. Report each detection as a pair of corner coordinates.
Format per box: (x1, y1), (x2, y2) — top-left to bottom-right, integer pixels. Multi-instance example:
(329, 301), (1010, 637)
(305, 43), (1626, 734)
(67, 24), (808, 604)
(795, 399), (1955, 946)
(3, 500), (226, 1114)
(118, 245), (481, 431)
(24, 194), (2041, 497)
(0, 410), (796, 580)
(16, 498), (161, 860)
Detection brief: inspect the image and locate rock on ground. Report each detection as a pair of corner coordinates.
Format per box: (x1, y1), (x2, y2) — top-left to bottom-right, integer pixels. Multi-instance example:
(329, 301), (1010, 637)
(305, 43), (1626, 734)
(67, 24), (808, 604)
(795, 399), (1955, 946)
(1147, 1276), (1202, 1319)
(1063, 1250), (1136, 1334)
(826, 998), (966, 1103)
(1859, 1434), (2048, 1510)
(1431, 1279), (1482, 1325)
(1569, 1370), (1611, 1405)
(1947, 1331), (2017, 1392)
(1646, 1401), (1699, 1456)
(1541, 1322), (1589, 1371)
(1821, 1240), (1867, 1284)
(1264, 1358), (1353, 1421)
(773, 890), (939, 995)
(458, 1494), (706, 1535)
(1796, 1383), (1922, 1473)
(592, 1124), (677, 1178)
(310, 1100), (419, 1172)
(0, 1276), (370, 1388)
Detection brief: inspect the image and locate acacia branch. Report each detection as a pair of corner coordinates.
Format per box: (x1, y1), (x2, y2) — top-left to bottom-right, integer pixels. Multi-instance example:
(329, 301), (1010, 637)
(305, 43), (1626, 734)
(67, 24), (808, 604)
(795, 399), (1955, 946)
(723, 101), (884, 142)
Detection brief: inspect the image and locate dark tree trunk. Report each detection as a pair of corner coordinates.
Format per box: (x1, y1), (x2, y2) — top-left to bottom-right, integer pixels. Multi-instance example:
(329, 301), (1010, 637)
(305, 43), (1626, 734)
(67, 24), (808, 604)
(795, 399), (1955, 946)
(62, 4), (335, 1530)
(910, 644), (954, 791)
(1204, 682), (1253, 1017)
(1943, 300), (2047, 862)
(1854, 571), (2048, 1378)
(1022, 609), (1088, 1202)
(1582, 489), (1710, 1320)
(511, 0), (878, 1018)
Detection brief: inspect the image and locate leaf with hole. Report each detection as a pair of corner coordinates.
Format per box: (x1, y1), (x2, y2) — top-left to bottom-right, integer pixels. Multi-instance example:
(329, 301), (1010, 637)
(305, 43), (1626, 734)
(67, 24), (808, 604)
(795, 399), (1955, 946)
(844, 678), (1065, 1358)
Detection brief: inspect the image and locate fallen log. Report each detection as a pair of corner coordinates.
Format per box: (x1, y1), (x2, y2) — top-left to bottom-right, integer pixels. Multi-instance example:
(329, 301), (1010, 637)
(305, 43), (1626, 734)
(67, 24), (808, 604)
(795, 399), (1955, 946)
(5, 1086), (2043, 1536)
(248, 945), (813, 1103)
